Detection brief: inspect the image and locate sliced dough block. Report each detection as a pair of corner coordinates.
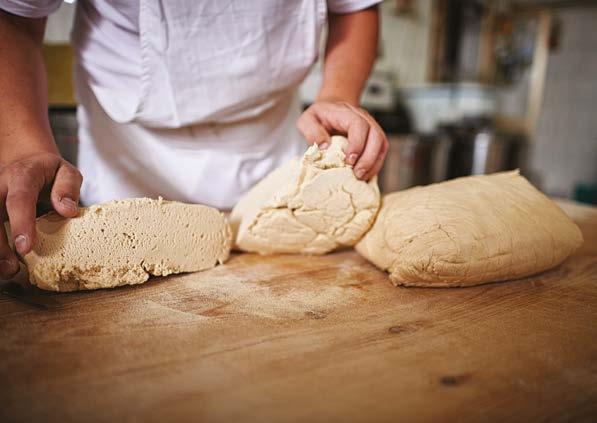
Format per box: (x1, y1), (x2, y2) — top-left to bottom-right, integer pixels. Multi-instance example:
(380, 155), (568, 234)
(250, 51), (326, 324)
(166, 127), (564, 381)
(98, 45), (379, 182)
(230, 136), (380, 255)
(355, 171), (583, 287)
(24, 198), (231, 292)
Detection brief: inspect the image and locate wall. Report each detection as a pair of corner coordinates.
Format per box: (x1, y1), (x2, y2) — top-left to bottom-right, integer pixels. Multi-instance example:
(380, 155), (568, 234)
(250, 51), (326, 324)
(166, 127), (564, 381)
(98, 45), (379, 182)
(378, 0), (433, 86)
(530, 6), (597, 197)
(298, 0), (433, 106)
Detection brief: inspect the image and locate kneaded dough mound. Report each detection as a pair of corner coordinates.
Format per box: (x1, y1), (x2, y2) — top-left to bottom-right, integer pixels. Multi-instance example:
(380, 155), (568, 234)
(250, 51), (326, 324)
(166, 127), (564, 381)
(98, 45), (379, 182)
(24, 198), (231, 292)
(356, 171), (583, 287)
(230, 136), (380, 254)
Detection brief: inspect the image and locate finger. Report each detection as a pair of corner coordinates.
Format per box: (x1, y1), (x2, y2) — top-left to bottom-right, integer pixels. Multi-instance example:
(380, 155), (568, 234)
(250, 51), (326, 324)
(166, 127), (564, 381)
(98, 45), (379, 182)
(310, 104), (370, 165)
(353, 126), (387, 180)
(5, 168), (43, 257)
(345, 116), (370, 166)
(0, 188), (19, 279)
(297, 111), (331, 148)
(50, 162), (82, 217)
(362, 140), (388, 181)
(348, 105), (386, 143)
(361, 124), (389, 180)
(346, 106), (388, 179)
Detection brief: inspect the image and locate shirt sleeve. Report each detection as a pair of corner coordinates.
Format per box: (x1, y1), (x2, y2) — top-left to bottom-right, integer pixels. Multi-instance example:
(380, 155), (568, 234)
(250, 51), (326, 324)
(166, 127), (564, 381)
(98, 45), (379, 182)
(327, 0), (382, 14)
(0, 0), (63, 18)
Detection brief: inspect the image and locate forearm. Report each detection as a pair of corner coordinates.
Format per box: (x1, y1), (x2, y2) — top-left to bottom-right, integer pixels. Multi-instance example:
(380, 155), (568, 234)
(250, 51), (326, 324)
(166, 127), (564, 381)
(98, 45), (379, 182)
(0, 10), (58, 165)
(317, 6), (379, 106)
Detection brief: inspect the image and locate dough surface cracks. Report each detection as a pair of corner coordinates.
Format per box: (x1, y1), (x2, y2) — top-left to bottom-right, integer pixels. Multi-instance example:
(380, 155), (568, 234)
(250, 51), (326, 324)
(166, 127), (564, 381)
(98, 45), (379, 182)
(231, 136), (380, 254)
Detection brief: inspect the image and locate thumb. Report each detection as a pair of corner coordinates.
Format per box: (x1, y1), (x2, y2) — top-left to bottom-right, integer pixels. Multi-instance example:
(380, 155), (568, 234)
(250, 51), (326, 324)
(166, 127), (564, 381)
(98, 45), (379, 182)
(50, 162), (83, 217)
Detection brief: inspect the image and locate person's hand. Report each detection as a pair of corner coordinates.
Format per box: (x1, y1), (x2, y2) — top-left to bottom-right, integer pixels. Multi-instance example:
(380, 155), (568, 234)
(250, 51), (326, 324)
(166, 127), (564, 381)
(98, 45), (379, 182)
(297, 100), (388, 181)
(0, 152), (82, 279)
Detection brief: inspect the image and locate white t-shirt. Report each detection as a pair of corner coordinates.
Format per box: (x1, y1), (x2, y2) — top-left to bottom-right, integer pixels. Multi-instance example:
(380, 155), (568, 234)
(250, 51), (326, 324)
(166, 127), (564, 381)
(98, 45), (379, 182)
(2, 0), (379, 127)
(1, 0), (380, 208)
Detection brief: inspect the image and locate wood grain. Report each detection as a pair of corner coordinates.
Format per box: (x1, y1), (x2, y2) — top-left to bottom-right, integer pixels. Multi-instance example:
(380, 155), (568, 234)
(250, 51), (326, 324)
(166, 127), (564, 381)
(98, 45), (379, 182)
(1, 202), (596, 422)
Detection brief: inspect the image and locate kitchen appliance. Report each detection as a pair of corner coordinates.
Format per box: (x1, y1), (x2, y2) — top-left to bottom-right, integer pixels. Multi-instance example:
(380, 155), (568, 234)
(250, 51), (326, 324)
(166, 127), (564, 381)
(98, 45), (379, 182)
(447, 117), (526, 179)
(300, 65), (396, 112)
(399, 83), (496, 133)
(379, 134), (452, 193)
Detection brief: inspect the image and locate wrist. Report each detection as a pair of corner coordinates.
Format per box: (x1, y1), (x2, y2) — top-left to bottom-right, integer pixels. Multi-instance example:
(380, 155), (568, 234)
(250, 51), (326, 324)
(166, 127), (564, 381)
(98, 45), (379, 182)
(0, 137), (59, 166)
(315, 93), (360, 107)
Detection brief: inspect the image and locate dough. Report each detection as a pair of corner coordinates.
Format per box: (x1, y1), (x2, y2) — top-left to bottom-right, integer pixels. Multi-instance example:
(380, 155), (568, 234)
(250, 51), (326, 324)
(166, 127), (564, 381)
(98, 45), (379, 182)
(230, 136), (380, 254)
(24, 198), (231, 292)
(355, 171), (583, 287)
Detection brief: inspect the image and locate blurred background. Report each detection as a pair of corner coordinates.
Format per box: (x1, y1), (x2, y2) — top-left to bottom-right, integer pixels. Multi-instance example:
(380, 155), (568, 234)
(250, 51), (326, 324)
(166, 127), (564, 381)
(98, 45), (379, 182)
(44, 0), (597, 203)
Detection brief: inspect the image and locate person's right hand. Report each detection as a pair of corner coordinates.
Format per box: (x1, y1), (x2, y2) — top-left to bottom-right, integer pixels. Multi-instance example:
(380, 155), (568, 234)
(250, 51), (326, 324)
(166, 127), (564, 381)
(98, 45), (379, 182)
(0, 152), (82, 279)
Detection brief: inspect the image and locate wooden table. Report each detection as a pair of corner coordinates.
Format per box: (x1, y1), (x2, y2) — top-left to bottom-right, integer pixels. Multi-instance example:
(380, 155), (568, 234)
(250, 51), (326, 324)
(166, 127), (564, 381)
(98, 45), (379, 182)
(1, 201), (596, 422)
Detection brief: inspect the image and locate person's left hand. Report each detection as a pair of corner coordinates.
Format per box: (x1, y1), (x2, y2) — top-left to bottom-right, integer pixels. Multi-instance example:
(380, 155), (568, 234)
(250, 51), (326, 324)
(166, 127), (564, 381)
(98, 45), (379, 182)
(297, 100), (388, 181)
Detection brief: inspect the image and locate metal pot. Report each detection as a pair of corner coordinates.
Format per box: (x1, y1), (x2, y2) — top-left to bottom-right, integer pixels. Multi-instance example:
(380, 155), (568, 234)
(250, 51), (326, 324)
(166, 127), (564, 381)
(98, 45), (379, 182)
(447, 117), (526, 179)
(379, 134), (452, 193)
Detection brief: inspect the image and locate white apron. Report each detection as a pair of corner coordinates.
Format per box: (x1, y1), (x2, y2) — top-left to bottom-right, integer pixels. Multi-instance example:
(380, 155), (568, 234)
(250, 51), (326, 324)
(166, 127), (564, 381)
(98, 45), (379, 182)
(75, 0), (327, 209)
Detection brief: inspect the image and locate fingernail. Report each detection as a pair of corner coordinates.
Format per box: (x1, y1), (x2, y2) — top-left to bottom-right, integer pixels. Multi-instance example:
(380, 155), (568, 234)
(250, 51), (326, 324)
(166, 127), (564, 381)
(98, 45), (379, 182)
(61, 197), (77, 211)
(0, 259), (17, 277)
(354, 168), (366, 179)
(347, 154), (359, 165)
(318, 142), (329, 150)
(14, 235), (29, 256)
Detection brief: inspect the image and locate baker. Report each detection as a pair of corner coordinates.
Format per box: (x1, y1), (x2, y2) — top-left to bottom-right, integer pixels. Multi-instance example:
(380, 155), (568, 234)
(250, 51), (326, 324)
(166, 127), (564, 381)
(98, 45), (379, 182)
(0, 1), (388, 279)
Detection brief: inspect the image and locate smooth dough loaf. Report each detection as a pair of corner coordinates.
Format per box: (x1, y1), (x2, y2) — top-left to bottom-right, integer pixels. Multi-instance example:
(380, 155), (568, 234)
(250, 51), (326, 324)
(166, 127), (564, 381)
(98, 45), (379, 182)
(230, 136), (380, 255)
(355, 171), (583, 287)
(24, 198), (231, 292)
